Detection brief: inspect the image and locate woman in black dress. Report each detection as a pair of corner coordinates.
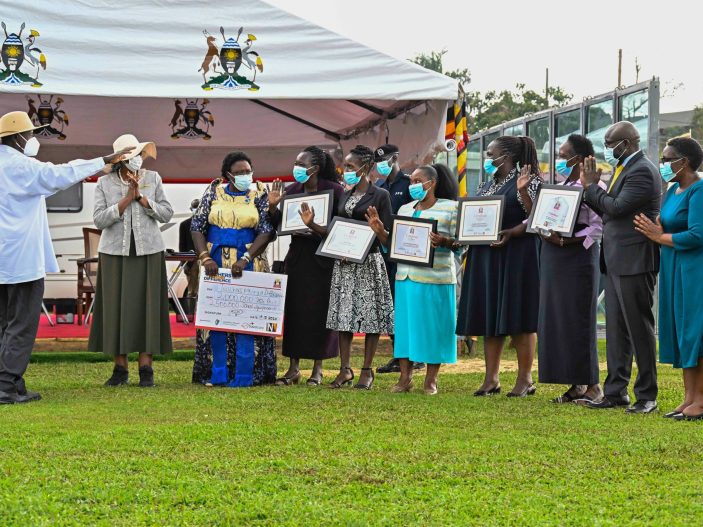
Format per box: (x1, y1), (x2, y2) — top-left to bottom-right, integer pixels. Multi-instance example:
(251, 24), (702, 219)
(538, 135), (604, 403)
(269, 146), (344, 385)
(456, 136), (542, 397)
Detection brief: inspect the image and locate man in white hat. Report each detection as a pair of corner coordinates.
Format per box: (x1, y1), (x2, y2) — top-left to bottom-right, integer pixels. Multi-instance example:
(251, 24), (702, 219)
(0, 110), (133, 404)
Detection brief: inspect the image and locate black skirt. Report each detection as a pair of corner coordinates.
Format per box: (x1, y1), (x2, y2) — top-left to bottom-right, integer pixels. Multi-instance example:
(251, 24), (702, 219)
(537, 241), (600, 385)
(282, 236), (339, 360)
(457, 235), (540, 337)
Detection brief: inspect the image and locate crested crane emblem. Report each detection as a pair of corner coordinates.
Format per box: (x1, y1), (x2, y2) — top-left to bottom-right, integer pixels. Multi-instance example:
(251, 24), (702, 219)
(27, 94), (69, 140)
(198, 26), (263, 91)
(1, 22), (46, 87)
(170, 98), (215, 140)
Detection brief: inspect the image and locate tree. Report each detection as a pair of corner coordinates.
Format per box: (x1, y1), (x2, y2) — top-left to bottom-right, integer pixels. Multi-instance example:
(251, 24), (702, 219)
(410, 49), (470, 91)
(692, 105), (703, 141)
(410, 49), (573, 134)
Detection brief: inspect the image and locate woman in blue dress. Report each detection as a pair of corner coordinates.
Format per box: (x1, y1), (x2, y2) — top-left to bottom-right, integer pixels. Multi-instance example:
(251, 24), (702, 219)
(366, 164), (459, 395)
(190, 151), (277, 387)
(634, 137), (703, 420)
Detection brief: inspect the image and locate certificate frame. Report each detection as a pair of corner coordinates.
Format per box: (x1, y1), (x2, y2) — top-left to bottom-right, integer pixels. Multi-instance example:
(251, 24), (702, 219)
(526, 184), (583, 237)
(315, 217), (377, 264)
(455, 196), (505, 245)
(388, 215), (438, 268)
(277, 189), (334, 235)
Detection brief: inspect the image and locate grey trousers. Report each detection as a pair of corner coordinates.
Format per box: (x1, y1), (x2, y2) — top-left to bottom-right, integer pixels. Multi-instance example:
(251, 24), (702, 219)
(603, 272), (658, 401)
(0, 279), (44, 393)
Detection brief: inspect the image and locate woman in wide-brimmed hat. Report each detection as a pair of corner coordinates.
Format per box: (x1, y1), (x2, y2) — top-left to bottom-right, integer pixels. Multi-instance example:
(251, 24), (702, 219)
(88, 134), (174, 387)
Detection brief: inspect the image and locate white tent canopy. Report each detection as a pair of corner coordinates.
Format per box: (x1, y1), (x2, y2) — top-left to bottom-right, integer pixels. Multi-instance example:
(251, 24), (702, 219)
(0, 0), (458, 179)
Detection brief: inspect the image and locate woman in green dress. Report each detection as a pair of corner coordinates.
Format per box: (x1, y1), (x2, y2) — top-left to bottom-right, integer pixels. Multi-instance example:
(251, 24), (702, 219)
(89, 134), (173, 387)
(634, 137), (703, 420)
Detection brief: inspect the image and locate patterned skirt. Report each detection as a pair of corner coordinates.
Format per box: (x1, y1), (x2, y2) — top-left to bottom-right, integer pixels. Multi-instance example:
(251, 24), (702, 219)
(326, 252), (394, 335)
(191, 330), (277, 386)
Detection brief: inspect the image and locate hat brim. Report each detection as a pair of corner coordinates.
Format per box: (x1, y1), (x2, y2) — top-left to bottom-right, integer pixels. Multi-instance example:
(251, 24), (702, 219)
(123, 141), (157, 161)
(0, 123), (48, 138)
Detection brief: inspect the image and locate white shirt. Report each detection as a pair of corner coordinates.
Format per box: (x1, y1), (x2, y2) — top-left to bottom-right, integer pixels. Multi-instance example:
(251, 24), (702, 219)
(0, 145), (104, 284)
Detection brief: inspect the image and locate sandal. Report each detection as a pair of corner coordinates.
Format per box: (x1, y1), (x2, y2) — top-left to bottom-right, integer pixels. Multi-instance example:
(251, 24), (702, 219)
(306, 374), (323, 386)
(354, 367), (375, 390)
(275, 371), (301, 386)
(552, 386), (586, 403)
(329, 367), (354, 389)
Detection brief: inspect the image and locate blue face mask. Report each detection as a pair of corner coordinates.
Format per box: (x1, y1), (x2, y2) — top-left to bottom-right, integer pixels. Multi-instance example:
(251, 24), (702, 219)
(293, 166), (311, 183)
(603, 140), (625, 167)
(229, 172), (253, 191)
(659, 160), (682, 183)
(343, 170), (361, 186)
(483, 155), (506, 176)
(555, 156), (577, 178)
(409, 182), (429, 201)
(376, 159), (393, 177)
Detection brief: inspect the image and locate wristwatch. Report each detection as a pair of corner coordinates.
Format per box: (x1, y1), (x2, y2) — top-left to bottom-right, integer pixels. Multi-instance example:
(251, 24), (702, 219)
(241, 252), (252, 263)
(134, 193), (143, 202)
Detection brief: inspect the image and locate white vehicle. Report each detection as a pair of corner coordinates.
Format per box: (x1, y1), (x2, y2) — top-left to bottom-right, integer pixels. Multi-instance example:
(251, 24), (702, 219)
(45, 181), (290, 301)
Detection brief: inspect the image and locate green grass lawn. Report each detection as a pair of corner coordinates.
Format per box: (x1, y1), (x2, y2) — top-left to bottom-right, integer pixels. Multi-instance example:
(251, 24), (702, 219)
(2, 345), (703, 526)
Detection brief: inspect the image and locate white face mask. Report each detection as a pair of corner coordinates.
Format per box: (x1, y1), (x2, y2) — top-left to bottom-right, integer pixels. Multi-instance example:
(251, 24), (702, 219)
(17, 135), (40, 157)
(125, 155), (143, 172)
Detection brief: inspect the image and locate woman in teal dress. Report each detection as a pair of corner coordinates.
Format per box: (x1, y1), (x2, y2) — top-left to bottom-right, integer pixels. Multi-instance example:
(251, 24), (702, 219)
(634, 137), (703, 420)
(366, 164), (459, 395)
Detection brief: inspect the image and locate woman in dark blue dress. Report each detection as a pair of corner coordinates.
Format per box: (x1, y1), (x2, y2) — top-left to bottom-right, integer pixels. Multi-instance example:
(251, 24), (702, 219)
(456, 136), (542, 397)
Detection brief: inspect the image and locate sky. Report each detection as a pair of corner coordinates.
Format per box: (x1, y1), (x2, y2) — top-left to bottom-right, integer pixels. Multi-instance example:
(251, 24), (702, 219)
(267, 0), (702, 115)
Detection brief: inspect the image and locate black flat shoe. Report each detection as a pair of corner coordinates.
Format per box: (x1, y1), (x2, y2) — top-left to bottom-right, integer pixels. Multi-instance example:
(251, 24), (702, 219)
(625, 400), (657, 414)
(376, 358), (400, 374)
(473, 385), (501, 397)
(329, 367), (354, 389)
(105, 365), (129, 386)
(138, 365), (154, 388)
(683, 412), (703, 421)
(354, 367), (375, 390)
(507, 383), (536, 398)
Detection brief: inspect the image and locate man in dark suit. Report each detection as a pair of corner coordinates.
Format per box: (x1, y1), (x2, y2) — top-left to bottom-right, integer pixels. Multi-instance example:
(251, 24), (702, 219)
(580, 121), (661, 414)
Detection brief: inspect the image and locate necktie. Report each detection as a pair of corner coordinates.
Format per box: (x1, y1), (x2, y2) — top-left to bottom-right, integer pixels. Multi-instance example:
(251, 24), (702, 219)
(607, 165), (624, 193)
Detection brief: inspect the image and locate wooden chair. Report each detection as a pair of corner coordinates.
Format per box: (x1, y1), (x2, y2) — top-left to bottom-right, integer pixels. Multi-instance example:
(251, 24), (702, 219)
(76, 228), (101, 325)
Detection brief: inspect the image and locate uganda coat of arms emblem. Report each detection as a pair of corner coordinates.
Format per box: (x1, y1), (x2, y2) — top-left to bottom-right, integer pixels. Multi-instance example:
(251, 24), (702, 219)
(1, 22), (46, 87)
(170, 98), (214, 140)
(198, 26), (263, 91)
(27, 95), (68, 140)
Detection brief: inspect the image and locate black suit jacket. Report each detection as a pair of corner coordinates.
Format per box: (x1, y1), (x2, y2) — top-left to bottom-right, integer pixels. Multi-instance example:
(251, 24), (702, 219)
(584, 151), (661, 276)
(338, 183), (393, 252)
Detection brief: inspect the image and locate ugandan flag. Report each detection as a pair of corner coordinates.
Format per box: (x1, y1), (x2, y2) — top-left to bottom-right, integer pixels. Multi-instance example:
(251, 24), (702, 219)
(446, 98), (470, 196)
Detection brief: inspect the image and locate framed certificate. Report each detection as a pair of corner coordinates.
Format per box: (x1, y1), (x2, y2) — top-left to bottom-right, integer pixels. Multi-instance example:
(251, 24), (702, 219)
(388, 215), (437, 268)
(526, 184), (583, 237)
(455, 196), (505, 245)
(315, 217), (377, 264)
(277, 190), (334, 235)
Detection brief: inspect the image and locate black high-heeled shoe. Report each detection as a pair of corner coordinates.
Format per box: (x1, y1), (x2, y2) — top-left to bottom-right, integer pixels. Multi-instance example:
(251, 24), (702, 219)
(473, 385), (501, 397)
(329, 367), (354, 389)
(354, 367), (375, 390)
(507, 382), (536, 398)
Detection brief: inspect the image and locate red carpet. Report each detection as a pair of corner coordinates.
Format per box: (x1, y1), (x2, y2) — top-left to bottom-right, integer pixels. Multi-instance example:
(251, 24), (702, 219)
(36, 314), (196, 339)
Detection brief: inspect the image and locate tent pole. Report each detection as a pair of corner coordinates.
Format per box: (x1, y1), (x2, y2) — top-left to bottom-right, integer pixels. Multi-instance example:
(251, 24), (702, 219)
(346, 100), (384, 115)
(249, 100), (341, 141)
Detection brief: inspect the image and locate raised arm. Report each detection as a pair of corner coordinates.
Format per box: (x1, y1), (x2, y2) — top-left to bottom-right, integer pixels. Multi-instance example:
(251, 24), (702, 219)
(582, 157), (657, 218)
(19, 147), (134, 198)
